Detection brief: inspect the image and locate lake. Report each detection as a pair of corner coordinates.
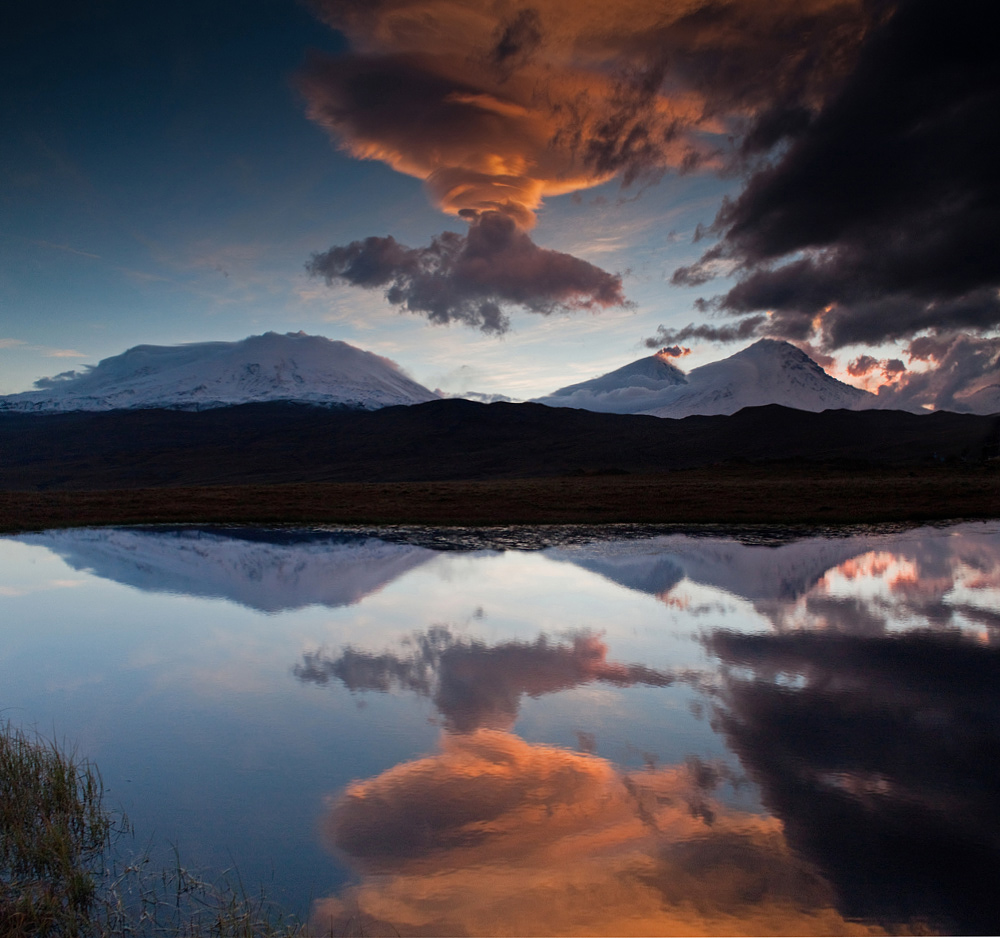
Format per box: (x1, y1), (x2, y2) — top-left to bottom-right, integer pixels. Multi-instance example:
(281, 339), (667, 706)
(2, 522), (998, 935)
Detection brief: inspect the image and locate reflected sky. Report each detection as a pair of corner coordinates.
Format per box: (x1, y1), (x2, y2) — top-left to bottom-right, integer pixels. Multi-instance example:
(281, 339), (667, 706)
(2, 522), (998, 934)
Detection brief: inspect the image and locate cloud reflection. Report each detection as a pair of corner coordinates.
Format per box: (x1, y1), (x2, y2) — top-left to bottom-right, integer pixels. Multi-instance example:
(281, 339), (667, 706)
(706, 627), (1000, 933)
(295, 627), (674, 732)
(312, 731), (883, 936)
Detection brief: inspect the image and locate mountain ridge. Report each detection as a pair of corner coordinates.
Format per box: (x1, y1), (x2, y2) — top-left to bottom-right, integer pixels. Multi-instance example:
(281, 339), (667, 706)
(2, 399), (996, 490)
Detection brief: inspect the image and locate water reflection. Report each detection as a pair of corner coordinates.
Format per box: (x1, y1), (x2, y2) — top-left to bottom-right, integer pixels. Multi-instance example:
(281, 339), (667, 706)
(708, 628), (1000, 934)
(292, 523), (1000, 935)
(4, 522), (999, 934)
(296, 628), (675, 732)
(550, 525), (1000, 639)
(15, 526), (435, 612)
(313, 732), (877, 937)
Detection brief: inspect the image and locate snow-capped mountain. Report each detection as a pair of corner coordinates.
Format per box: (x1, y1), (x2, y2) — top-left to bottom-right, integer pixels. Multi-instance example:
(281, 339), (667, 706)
(643, 339), (875, 418)
(0, 332), (439, 412)
(535, 349), (687, 414)
(536, 339), (875, 417)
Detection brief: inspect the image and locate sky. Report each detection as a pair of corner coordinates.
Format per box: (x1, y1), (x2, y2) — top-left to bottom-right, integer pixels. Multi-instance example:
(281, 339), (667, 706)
(1, 0), (997, 408)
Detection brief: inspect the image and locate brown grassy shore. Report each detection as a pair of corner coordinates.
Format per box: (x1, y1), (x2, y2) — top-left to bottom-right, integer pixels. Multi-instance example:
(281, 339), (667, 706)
(2, 464), (998, 533)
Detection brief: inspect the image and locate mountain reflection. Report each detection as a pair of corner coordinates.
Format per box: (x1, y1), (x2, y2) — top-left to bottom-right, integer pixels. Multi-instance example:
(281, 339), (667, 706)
(295, 627), (674, 732)
(549, 523), (1000, 638)
(14, 527), (435, 612)
(311, 731), (881, 937)
(706, 627), (1000, 934)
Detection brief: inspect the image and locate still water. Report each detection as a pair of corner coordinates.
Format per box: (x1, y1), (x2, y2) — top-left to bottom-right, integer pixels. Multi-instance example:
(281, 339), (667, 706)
(1, 522), (998, 935)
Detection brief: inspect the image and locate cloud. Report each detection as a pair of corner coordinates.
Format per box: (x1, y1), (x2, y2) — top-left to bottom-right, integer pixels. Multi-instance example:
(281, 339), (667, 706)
(675, 0), (1000, 403)
(28, 239), (101, 260)
(33, 368), (90, 388)
(876, 333), (1000, 411)
(642, 314), (768, 348)
(304, 0), (869, 220)
(312, 730), (882, 936)
(846, 355), (878, 378)
(548, 525), (1000, 637)
(294, 626), (674, 732)
(435, 388), (515, 403)
(302, 0), (871, 331)
(306, 210), (629, 334)
(0, 339), (27, 349)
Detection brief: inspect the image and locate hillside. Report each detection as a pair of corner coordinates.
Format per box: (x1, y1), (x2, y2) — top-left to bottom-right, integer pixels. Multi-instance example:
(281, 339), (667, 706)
(1, 399), (997, 491)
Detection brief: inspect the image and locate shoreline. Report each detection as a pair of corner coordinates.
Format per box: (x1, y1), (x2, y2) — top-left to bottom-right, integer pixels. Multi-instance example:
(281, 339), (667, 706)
(2, 465), (998, 534)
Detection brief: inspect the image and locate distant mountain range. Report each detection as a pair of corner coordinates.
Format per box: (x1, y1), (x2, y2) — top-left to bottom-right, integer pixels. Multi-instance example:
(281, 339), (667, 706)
(0, 332), (439, 412)
(1, 331), (996, 419)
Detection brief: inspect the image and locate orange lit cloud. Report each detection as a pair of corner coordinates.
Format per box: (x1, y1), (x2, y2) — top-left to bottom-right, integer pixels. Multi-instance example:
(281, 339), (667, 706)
(314, 730), (883, 936)
(301, 0), (871, 331)
(303, 0), (868, 228)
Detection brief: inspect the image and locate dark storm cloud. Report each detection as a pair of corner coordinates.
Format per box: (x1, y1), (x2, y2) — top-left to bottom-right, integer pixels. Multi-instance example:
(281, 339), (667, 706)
(878, 333), (1000, 411)
(847, 354), (878, 377)
(705, 627), (1000, 933)
(642, 314), (767, 348)
(306, 210), (628, 334)
(294, 626), (674, 732)
(679, 0), (1000, 400)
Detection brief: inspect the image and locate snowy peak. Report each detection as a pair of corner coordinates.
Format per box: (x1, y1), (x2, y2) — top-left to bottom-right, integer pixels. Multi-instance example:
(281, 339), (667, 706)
(558, 350), (688, 394)
(536, 338), (876, 418)
(644, 339), (875, 418)
(534, 350), (689, 414)
(0, 332), (439, 412)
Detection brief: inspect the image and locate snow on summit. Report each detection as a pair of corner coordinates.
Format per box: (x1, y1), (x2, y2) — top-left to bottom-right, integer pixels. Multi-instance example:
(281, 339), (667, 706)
(535, 349), (688, 414)
(0, 332), (439, 412)
(642, 339), (876, 418)
(537, 339), (876, 417)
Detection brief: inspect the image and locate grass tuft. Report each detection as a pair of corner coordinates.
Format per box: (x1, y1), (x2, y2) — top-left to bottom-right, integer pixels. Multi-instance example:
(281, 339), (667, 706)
(1, 721), (309, 936)
(1, 720), (113, 936)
